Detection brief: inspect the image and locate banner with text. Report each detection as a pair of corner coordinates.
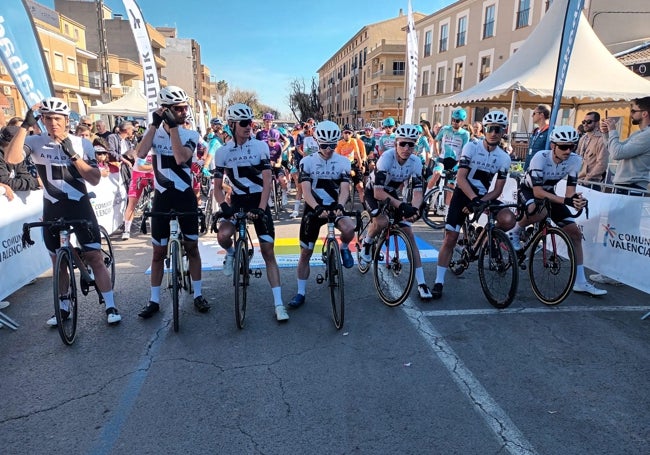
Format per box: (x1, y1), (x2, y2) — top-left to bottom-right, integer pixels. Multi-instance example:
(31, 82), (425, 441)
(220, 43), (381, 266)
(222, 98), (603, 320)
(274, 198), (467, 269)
(404, 0), (418, 124)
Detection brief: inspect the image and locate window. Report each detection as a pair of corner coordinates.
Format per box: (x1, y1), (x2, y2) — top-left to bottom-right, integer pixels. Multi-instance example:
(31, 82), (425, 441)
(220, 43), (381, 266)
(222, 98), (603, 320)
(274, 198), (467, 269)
(53, 53), (64, 72)
(436, 66), (445, 94)
(483, 5), (495, 38)
(43, 49), (50, 66)
(479, 56), (491, 81)
(424, 31), (432, 57)
(66, 57), (76, 75)
(439, 23), (448, 53)
(392, 61), (405, 76)
(421, 70), (429, 96)
(517, 0), (531, 28)
(456, 16), (467, 47)
(453, 62), (463, 92)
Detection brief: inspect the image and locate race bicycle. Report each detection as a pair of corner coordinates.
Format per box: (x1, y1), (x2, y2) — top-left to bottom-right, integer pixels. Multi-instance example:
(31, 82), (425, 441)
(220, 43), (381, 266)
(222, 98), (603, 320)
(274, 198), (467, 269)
(420, 160), (457, 229)
(22, 219), (115, 345)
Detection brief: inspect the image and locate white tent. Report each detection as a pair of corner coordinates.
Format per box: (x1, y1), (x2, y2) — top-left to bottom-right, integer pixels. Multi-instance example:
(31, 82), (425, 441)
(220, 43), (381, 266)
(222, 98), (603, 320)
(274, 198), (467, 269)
(441, 0), (650, 107)
(88, 87), (148, 116)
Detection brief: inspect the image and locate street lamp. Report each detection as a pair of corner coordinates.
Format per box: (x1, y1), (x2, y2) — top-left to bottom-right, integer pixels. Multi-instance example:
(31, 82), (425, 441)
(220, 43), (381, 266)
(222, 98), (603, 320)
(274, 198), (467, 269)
(396, 97), (402, 123)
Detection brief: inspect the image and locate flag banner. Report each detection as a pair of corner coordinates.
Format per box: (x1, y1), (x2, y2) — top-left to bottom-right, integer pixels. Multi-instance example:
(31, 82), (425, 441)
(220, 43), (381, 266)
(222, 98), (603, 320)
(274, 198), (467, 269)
(122, 0), (160, 123)
(0, 0), (54, 109)
(547, 0), (585, 146)
(404, 0), (418, 124)
(76, 93), (86, 116)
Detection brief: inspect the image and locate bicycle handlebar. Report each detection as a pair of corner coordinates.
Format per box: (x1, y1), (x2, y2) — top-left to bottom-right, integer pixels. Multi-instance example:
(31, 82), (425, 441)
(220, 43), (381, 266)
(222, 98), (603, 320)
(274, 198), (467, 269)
(22, 218), (93, 247)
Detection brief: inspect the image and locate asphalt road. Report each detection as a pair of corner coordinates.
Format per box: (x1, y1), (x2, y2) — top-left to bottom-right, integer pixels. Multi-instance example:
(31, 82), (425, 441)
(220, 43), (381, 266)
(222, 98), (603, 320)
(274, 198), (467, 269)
(1, 206), (649, 455)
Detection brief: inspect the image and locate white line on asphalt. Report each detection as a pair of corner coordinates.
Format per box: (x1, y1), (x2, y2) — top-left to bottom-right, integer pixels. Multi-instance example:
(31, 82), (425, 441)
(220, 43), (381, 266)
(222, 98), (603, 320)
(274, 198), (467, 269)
(420, 305), (650, 317)
(401, 298), (539, 455)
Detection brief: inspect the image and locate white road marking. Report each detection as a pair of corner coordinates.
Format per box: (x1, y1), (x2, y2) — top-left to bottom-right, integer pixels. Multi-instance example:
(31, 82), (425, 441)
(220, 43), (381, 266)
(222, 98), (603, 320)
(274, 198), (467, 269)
(420, 305), (650, 317)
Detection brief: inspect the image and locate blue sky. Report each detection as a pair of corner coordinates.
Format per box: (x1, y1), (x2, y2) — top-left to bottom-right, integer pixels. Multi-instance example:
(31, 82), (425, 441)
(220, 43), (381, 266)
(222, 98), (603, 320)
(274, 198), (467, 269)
(43, 0), (454, 116)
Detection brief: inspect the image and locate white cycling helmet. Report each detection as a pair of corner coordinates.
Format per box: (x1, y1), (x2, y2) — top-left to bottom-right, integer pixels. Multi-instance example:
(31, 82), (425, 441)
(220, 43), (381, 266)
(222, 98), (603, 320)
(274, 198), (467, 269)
(158, 85), (189, 106)
(314, 120), (341, 143)
(226, 103), (254, 121)
(482, 110), (509, 127)
(395, 124), (420, 141)
(550, 125), (580, 143)
(40, 97), (70, 116)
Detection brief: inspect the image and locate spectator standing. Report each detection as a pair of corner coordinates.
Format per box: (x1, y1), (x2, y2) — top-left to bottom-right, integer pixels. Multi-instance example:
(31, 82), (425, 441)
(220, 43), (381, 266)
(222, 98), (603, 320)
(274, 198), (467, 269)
(107, 121), (136, 190)
(524, 104), (551, 171)
(576, 111), (609, 185)
(0, 125), (40, 197)
(94, 120), (112, 140)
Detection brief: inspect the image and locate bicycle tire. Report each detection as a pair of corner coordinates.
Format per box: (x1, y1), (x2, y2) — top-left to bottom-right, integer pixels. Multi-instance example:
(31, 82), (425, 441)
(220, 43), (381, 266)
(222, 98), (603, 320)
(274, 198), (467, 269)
(200, 175), (210, 197)
(421, 187), (453, 229)
(234, 240), (248, 329)
(53, 248), (78, 345)
(327, 240), (344, 329)
(373, 227), (415, 307)
(203, 193), (213, 233)
(356, 210), (371, 274)
(170, 240), (181, 332)
(99, 226), (115, 288)
(272, 181), (280, 220)
(478, 229), (518, 309)
(528, 226), (576, 305)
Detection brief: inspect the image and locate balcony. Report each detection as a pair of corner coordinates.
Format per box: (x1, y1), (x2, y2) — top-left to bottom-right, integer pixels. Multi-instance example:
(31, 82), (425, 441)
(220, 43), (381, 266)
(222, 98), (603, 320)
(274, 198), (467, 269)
(369, 96), (401, 108)
(371, 69), (405, 81)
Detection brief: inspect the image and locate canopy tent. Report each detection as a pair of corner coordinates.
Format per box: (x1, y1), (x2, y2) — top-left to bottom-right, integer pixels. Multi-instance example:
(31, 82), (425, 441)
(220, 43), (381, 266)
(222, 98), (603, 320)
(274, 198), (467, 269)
(88, 87), (148, 117)
(440, 0), (650, 107)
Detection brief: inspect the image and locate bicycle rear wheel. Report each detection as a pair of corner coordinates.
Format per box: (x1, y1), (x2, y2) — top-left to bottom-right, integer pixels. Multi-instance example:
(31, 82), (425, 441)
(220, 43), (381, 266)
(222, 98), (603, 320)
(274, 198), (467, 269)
(53, 249), (78, 345)
(421, 187), (453, 228)
(234, 240), (248, 329)
(356, 211), (371, 274)
(272, 181), (280, 220)
(373, 228), (415, 307)
(528, 226), (576, 305)
(327, 240), (344, 329)
(170, 241), (181, 332)
(99, 226), (115, 288)
(478, 229), (518, 309)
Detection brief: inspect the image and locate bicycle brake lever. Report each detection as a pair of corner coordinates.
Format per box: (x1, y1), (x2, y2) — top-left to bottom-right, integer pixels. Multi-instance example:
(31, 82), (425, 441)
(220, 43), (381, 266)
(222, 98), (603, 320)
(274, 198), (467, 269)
(140, 216), (148, 235)
(21, 223), (34, 247)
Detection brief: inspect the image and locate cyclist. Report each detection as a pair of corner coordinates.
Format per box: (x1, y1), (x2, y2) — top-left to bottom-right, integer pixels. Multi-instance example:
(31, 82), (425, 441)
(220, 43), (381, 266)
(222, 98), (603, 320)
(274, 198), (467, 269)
(206, 117), (224, 143)
(135, 86), (211, 319)
(336, 124), (365, 204)
(4, 97), (122, 325)
(506, 125), (606, 297)
(288, 121), (355, 308)
(256, 112), (275, 142)
(268, 128), (289, 207)
(359, 124), (434, 300)
(432, 110), (515, 300)
(428, 107), (471, 191)
(376, 117), (397, 157)
(213, 103), (289, 321)
(121, 149), (154, 240)
(291, 123), (319, 218)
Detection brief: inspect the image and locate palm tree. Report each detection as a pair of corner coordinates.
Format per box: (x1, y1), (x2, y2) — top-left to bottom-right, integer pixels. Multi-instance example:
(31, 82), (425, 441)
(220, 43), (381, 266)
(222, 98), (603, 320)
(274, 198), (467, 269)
(216, 80), (229, 118)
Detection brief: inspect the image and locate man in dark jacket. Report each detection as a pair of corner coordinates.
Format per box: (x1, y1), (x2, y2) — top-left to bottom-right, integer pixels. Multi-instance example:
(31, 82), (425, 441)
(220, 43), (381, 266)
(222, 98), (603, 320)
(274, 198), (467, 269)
(0, 125), (40, 196)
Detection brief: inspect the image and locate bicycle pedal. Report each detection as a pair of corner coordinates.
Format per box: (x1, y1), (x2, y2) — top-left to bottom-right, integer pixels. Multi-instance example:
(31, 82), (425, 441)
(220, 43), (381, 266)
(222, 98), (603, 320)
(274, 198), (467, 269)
(316, 274), (325, 284)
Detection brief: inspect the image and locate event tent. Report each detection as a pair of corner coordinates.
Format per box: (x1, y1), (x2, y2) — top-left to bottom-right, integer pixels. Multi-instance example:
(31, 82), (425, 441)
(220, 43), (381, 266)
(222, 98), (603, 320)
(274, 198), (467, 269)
(88, 87), (148, 116)
(440, 0), (650, 107)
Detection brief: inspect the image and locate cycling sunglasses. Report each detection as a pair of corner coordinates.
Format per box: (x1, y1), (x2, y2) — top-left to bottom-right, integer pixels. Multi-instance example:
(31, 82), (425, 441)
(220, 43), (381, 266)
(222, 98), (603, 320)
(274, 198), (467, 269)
(485, 125), (504, 134)
(319, 143), (337, 150)
(397, 141), (415, 148)
(238, 119), (252, 127)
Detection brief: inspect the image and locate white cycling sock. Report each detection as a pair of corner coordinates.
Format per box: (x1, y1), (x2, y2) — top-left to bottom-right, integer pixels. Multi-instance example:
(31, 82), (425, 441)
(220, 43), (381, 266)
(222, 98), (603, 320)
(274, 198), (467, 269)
(415, 267), (425, 285)
(297, 279), (308, 295)
(575, 265), (587, 285)
(124, 220), (132, 233)
(272, 287), (283, 306)
(435, 266), (447, 285)
(103, 290), (115, 309)
(150, 286), (161, 304)
(193, 280), (202, 298)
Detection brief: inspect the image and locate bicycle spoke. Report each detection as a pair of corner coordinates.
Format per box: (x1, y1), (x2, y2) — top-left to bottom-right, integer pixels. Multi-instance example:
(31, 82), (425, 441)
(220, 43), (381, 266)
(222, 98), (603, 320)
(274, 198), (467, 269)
(53, 249), (78, 345)
(327, 241), (344, 329)
(373, 229), (415, 307)
(528, 227), (576, 305)
(478, 229), (518, 309)
(234, 242), (248, 329)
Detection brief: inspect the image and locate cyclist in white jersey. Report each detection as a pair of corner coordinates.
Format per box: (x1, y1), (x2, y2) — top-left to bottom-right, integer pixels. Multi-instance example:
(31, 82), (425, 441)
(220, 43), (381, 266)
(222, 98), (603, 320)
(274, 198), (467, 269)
(360, 124), (433, 299)
(213, 103), (289, 322)
(291, 123), (319, 218)
(4, 97), (121, 325)
(288, 121), (356, 308)
(136, 86), (211, 319)
(507, 125), (606, 297)
(432, 111), (516, 300)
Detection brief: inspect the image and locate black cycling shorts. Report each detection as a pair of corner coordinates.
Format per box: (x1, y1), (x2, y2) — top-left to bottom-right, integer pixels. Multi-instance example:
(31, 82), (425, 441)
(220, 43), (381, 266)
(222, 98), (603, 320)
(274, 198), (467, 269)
(42, 197), (101, 254)
(151, 188), (199, 245)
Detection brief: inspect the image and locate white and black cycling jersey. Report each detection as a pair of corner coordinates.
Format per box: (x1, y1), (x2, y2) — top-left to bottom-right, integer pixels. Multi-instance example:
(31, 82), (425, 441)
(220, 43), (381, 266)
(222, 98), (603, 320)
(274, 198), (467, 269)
(24, 133), (96, 204)
(214, 138), (271, 198)
(151, 126), (198, 193)
(458, 141), (511, 195)
(368, 148), (423, 194)
(523, 150), (581, 192)
(299, 152), (351, 206)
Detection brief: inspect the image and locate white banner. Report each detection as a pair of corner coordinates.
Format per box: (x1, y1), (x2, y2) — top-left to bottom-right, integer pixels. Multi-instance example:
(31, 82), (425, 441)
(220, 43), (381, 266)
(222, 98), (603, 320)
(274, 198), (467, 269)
(87, 171), (127, 234)
(122, 0), (160, 123)
(0, 190), (50, 302)
(404, 0), (418, 124)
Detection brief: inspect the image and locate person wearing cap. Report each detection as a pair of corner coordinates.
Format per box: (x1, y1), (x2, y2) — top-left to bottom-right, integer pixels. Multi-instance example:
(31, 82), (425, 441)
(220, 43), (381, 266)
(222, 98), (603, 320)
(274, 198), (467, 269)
(4, 97), (122, 325)
(0, 125), (40, 198)
(377, 117), (397, 157)
(135, 86), (212, 319)
(428, 107), (471, 192)
(336, 124), (365, 205)
(291, 122), (319, 218)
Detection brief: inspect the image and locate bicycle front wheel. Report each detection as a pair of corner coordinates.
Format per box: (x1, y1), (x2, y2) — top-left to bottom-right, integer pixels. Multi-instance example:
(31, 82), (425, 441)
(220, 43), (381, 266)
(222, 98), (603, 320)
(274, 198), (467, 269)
(53, 249), (78, 345)
(528, 226), (576, 305)
(99, 226), (115, 288)
(373, 228), (415, 307)
(170, 241), (181, 332)
(478, 229), (518, 309)
(272, 181), (280, 220)
(356, 210), (371, 274)
(327, 240), (344, 329)
(234, 240), (248, 329)
(421, 187), (453, 228)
